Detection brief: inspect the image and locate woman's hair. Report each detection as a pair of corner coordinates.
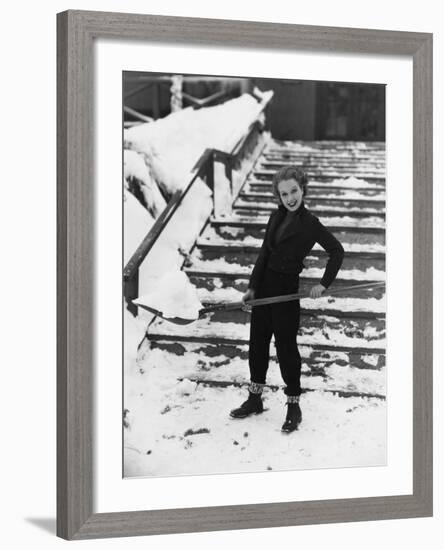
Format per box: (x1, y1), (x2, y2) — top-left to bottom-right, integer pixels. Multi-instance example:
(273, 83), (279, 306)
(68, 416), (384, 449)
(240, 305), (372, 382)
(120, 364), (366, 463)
(271, 166), (309, 204)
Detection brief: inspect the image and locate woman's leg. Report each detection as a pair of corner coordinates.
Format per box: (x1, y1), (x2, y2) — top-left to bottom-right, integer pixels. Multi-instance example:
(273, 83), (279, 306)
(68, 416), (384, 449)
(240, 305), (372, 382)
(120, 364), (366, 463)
(272, 296), (302, 397)
(248, 303), (273, 386)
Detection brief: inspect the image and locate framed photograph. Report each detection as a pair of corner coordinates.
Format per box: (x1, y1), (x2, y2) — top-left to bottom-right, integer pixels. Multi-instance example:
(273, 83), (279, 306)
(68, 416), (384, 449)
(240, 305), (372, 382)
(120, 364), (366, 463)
(57, 10), (433, 540)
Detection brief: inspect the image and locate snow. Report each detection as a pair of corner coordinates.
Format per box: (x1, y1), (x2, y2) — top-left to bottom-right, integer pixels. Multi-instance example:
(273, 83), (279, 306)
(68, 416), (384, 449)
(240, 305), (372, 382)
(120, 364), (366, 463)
(235, 199), (384, 214)
(123, 125), (386, 479)
(302, 266), (385, 281)
(195, 285), (386, 313)
(246, 189), (385, 201)
(150, 317), (385, 350)
(124, 93), (272, 195)
(213, 214), (385, 228)
(124, 149), (166, 218)
(197, 233), (386, 254)
(186, 256), (386, 282)
(123, 189), (155, 265)
(329, 176), (385, 188)
(134, 270), (203, 320)
(124, 92), (272, 312)
(124, 346), (386, 477)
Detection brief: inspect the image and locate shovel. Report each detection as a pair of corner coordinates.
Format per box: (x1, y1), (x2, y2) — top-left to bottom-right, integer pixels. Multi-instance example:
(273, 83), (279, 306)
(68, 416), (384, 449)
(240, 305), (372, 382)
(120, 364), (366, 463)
(133, 280), (385, 325)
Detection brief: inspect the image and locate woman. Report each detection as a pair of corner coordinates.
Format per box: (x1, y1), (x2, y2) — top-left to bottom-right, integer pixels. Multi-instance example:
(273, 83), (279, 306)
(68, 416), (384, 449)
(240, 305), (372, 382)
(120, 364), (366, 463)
(229, 166), (344, 432)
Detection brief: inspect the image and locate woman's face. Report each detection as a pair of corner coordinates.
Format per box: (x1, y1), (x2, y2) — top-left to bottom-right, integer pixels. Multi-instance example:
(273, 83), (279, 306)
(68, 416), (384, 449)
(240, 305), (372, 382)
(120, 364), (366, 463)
(277, 178), (304, 212)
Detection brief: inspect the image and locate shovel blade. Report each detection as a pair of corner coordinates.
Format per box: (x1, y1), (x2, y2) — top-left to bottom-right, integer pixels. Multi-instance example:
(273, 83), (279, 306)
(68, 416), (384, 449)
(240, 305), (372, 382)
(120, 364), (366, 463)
(132, 302), (198, 325)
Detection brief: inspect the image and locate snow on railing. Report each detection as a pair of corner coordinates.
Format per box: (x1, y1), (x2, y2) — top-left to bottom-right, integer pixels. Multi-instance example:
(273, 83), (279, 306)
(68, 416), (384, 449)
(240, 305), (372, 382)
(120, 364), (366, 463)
(123, 91), (274, 316)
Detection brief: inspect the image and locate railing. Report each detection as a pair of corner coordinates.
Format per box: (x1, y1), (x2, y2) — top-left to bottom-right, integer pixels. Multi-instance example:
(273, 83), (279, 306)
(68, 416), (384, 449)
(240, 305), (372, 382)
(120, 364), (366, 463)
(123, 95), (273, 315)
(123, 76), (246, 125)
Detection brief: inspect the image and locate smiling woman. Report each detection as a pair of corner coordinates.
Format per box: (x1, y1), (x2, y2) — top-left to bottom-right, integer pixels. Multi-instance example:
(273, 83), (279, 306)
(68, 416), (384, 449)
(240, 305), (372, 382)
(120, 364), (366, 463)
(272, 165), (308, 207)
(233, 164), (345, 431)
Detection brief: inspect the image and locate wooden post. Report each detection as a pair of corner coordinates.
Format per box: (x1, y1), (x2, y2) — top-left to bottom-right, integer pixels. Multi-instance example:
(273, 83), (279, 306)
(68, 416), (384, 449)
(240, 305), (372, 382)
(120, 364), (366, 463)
(124, 270), (139, 316)
(212, 151), (233, 218)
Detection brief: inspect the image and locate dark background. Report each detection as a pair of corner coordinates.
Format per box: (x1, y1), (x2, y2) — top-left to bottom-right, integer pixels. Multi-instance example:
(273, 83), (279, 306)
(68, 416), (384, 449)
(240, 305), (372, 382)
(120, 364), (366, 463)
(123, 73), (385, 142)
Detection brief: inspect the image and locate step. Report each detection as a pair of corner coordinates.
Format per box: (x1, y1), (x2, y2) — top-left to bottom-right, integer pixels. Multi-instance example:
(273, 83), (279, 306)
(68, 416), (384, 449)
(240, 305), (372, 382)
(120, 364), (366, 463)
(253, 168), (385, 181)
(266, 141), (385, 152)
(253, 174), (386, 186)
(187, 283), (385, 337)
(190, 304), (385, 334)
(185, 272), (387, 300)
(209, 220), (385, 246)
(182, 301), (385, 335)
(259, 160), (386, 171)
(196, 238), (385, 258)
(179, 377), (385, 401)
(246, 181), (386, 196)
(147, 317), (386, 355)
(263, 155), (386, 166)
(196, 285), (385, 315)
(192, 242), (385, 272)
(239, 191), (385, 209)
(210, 215), (385, 231)
(148, 340), (386, 374)
(233, 202), (385, 218)
(184, 258), (385, 284)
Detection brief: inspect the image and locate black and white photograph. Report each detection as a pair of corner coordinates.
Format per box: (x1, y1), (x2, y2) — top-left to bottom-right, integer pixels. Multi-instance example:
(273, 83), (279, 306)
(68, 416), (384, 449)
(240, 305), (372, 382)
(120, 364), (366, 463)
(122, 72), (386, 478)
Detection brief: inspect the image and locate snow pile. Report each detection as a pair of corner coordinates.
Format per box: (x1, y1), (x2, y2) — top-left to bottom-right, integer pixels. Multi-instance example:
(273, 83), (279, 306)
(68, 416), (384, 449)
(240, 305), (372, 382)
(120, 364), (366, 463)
(134, 270), (203, 320)
(124, 150), (166, 218)
(123, 305), (147, 398)
(124, 92), (272, 195)
(124, 189), (155, 265)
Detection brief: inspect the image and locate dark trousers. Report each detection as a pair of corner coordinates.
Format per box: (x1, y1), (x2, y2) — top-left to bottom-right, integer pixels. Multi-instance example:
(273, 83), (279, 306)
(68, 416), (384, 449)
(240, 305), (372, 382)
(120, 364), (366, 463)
(249, 267), (301, 396)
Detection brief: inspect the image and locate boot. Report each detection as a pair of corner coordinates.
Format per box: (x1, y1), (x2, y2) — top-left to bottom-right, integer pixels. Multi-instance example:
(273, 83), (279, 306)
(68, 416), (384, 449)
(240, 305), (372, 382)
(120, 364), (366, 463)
(230, 391), (264, 419)
(281, 400), (302, 433)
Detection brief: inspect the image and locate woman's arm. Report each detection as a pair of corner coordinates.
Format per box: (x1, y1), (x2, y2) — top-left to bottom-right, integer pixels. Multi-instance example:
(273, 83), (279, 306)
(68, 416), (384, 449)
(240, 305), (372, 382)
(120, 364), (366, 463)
(248, 215), (273, 291)
(314, 218), (345, 288)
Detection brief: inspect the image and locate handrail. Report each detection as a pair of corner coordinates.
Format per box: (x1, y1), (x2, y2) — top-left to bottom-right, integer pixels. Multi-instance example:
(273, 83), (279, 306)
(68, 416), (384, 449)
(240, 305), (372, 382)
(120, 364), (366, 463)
(182, 89), (232, 109)
(123, 105), (154, 123)
(123, 167), (206, 282)
(123, 94), (273, 285)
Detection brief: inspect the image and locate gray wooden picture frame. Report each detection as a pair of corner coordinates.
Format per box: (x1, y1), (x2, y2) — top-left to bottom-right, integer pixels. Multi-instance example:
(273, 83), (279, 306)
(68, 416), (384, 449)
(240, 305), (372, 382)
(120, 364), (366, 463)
(57, 9), (433, 540)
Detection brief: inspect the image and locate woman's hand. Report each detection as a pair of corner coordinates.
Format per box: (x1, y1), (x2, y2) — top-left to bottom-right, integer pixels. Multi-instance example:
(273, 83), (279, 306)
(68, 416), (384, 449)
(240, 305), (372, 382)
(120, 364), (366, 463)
(242, 288), (255, 311)
(309, 284), (326, 299)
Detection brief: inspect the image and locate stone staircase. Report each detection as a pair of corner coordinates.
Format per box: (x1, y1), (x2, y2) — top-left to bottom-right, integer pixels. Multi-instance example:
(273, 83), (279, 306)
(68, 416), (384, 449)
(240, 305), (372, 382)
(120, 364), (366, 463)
(145, 139), (386, 401)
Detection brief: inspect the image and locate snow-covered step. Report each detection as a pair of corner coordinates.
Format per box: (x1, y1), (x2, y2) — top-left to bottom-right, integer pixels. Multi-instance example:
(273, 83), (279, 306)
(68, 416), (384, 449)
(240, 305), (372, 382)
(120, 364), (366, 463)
(180, 377), (385, 401)
(253, 174), (385, 185)
(266, 140), (385, 152)
(185, 258), (385, 282)
(192, 242), (385, 272)
(196, 237), (385, 257)
(210, 215), (385, 231)
(246, 181), (386, 196)
(208, 220), (385, 246)
(180, 306), (385, 335)
(259, 161), (385, 172)
(265, 145), (385, 154)
(239, 191), (385, 209)
(186, 272), (387, 301)
(147, 317), (385, 355)
(267, 140), (386, 150)
(233, 201), (385, 218)
(148, 340), (386, 372)
(262, 159), (385, 170)
(196, 285), (385, 316)
(253, 168), (385, 181)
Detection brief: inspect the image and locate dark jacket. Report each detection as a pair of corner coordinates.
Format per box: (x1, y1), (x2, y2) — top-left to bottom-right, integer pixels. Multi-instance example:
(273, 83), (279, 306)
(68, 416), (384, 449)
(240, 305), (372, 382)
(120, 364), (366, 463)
(249, 202), (344, 291)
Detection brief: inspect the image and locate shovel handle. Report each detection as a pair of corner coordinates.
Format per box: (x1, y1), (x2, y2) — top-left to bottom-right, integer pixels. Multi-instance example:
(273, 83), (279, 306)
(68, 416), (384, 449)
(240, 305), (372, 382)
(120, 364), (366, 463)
(199, 280), (385, 314)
